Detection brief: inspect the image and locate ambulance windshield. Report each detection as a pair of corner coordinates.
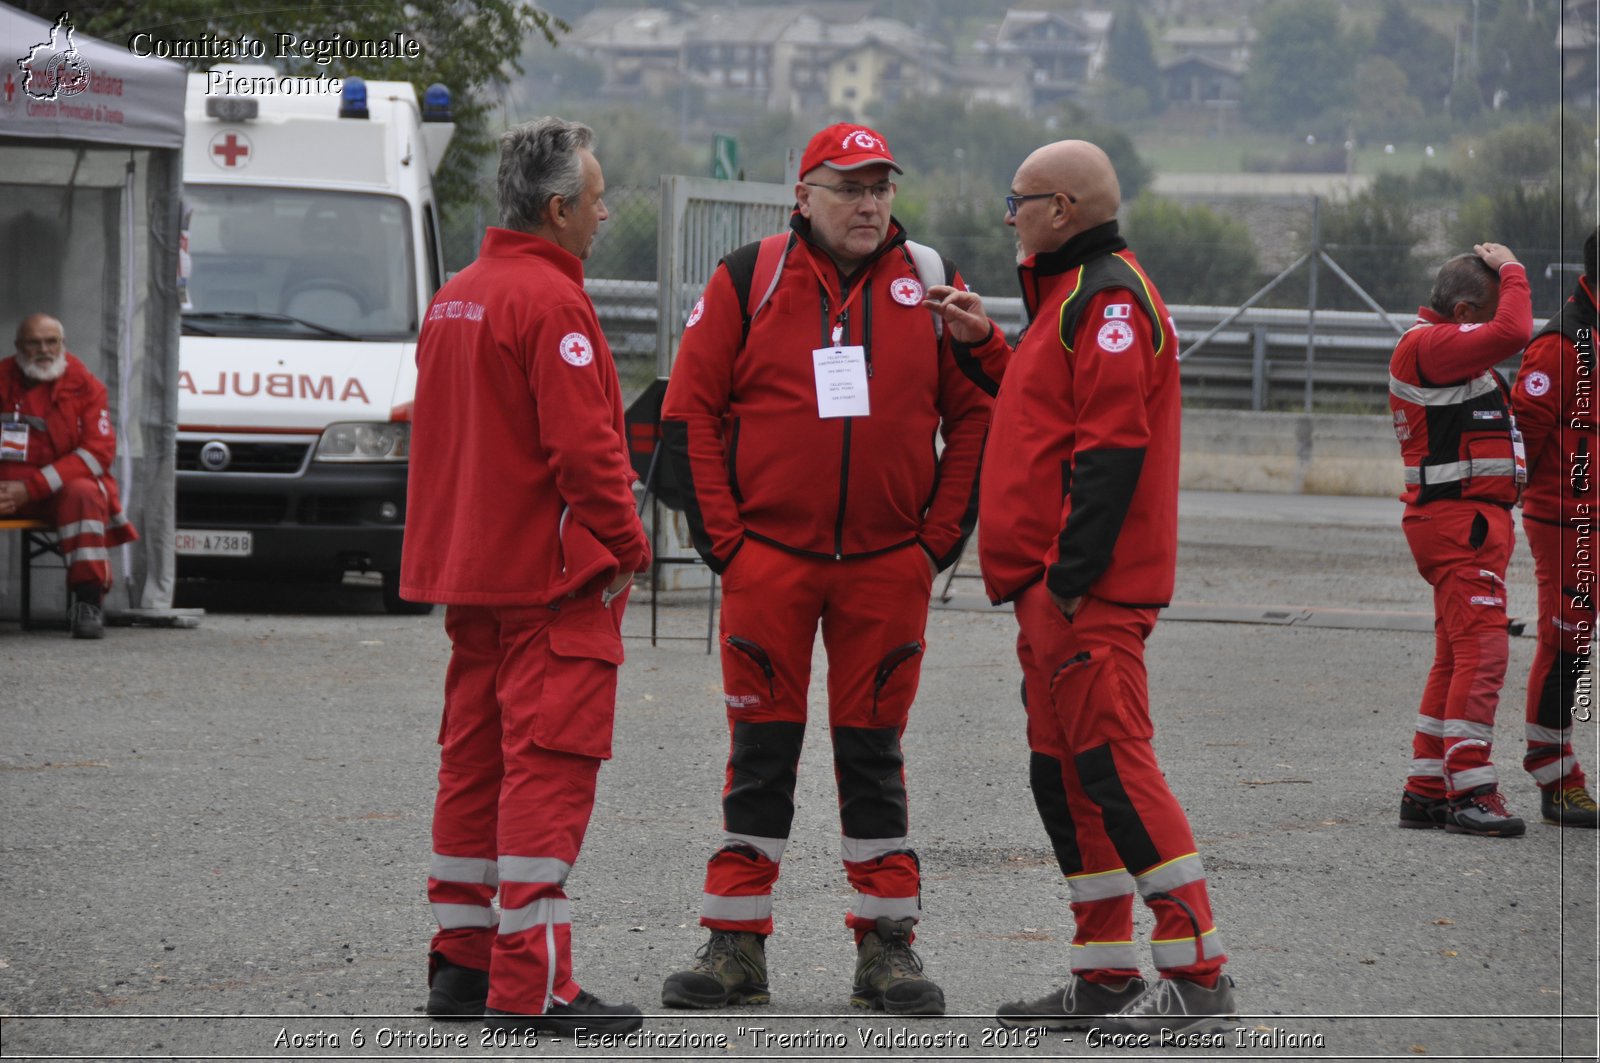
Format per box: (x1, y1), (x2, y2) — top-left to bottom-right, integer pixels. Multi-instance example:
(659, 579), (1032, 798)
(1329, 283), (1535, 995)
(181, 186), (417, 341)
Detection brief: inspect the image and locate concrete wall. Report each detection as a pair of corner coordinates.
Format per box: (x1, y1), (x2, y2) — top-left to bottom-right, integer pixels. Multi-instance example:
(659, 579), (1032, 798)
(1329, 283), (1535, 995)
(1181, 409), (1400, 497)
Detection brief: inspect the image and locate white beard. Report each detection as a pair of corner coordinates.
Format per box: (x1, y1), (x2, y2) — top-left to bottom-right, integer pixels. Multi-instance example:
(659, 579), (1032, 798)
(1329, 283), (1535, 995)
(18, 353), (67, 383)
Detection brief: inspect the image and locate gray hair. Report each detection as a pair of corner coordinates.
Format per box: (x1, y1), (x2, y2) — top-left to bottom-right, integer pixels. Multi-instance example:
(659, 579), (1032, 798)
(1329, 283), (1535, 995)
(1428, 253), (1496, 317)
(497, 118), (595, 233)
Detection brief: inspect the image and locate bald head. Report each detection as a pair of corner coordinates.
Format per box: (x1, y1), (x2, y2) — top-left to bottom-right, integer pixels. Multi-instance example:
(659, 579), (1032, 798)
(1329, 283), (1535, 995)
(1006, 140), (1121, 259)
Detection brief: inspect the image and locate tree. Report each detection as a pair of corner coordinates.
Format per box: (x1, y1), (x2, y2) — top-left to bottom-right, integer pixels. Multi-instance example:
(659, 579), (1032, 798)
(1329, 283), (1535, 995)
(1243, 0), (1357, 132)
(1318, 174), (1425, 312)
(1100, 2), (1162, 120)
(1121, 196), (1260, 307)
(1452, 186), (1593, 312)
(1477, 0), (1562, 112)
(69, 1), (566, 212)
(1370, 0), (1454, 114)
(1350, 56), (1424, 138)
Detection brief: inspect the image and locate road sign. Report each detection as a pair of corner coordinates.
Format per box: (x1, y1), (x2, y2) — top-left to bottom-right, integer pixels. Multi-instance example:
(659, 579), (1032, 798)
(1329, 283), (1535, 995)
(712, 133), (739, 180)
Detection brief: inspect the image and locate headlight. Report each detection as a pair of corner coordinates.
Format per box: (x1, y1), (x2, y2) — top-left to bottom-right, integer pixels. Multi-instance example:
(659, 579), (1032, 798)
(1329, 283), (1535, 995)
(314, 421), (410, 462)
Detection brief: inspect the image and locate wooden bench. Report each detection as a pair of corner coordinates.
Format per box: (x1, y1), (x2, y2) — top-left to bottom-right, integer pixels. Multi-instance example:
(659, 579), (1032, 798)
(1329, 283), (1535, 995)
(0, 518), (65, 630)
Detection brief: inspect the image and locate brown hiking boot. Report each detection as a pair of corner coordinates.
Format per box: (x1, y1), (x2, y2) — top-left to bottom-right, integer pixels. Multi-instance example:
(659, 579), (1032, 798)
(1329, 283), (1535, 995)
(661, 930), (770, 1008)
(850, 917), (945, 1016)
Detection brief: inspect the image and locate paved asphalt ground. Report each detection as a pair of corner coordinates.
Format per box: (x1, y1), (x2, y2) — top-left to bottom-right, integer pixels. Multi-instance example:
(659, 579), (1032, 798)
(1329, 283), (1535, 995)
(2, 491), (1597, 1062)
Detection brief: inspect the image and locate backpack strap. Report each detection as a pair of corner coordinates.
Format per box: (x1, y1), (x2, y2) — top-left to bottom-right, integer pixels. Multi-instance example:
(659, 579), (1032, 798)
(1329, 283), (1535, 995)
(723, 232), (795, 345)
(904, 240), (948, 340)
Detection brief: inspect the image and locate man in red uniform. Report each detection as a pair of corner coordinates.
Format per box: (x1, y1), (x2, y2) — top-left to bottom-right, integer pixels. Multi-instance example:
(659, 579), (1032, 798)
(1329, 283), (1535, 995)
(1512, 228), (1599, 828)
(976, 140), (1236, 1037)
(1, 313), (137, 638)
(658, 123), (1004, 1016)
(400, 118), (650, 1035)
(1390, 244), (1532, 836)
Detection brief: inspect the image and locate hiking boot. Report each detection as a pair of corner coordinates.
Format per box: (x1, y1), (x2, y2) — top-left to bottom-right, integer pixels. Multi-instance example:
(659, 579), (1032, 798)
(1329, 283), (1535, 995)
(996, 974), (1147, 1030)
(70, 600), (104, 640)
(425, 951), (487, 1020)
(1098, 974), (1239, 1037)
(1541, 785), (1600, 828)
(1446, 786), (1525, 837)
(661, 930), (769, 1008)
(850, 916), (945, 1016)
(1398, 789), (1448, 829)
(484, 989), (642, 1035)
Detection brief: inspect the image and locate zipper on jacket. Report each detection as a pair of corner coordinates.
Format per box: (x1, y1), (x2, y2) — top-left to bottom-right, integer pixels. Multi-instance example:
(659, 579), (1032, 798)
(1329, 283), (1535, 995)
(871, 641), (923, 720)
(724, 635), (776, 701)
(727, 416), (743, 503)
(862, 284), (873, 378)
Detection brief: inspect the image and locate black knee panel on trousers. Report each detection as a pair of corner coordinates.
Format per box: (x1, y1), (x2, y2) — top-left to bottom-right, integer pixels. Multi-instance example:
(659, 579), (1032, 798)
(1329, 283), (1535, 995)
(724, 720), (806, 839)
(1075, 742), (1162, 874)
(1029, 752), (1083, 876)
(832, 726), (909, 839)
(1535, 649), (1586, 729)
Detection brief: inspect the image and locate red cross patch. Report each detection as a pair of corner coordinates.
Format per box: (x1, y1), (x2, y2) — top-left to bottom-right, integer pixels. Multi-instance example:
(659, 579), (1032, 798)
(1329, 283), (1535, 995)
(559, 332), (595, 367)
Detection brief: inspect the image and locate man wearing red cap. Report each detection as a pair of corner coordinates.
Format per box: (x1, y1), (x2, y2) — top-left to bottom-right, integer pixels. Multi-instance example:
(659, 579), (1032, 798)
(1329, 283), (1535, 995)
(659, 122), (1006, 1015)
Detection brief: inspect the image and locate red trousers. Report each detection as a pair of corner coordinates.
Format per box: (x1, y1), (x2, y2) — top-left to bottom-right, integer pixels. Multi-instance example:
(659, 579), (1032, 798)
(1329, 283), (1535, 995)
(427, 590), (626, 1015)
(700, 538), (932, 941)
(18, 479), (117, 589)
(1402, 501), (1513, 799)
(1522, 514), (1591, 791)
(1015, 584), (1225, 983)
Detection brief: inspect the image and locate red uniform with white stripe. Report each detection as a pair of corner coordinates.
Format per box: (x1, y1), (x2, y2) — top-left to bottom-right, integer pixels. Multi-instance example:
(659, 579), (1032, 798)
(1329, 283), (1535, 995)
(402, 227), (648, 1015)
(979, 221), (1225, 985)
(1388, 262), (1532, 800)
(0, 353), (137, 590)
(1512, 277), (1596, 794)
(661, 215), (998, 941)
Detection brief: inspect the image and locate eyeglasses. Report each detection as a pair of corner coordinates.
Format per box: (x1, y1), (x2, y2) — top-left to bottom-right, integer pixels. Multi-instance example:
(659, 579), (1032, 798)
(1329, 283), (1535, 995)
(804, 181), (896, 204)
(1005, 191), (1077, 217)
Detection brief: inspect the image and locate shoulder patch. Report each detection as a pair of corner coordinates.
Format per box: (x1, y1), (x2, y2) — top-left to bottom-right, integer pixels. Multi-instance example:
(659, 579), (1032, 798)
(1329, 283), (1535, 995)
(1104, 303), (1131, 319)
(559, 332), (595, 367)
(1522, 370), (1550, 397)
(1096, 319), (1135, 353)
(685, 297), (706, 328)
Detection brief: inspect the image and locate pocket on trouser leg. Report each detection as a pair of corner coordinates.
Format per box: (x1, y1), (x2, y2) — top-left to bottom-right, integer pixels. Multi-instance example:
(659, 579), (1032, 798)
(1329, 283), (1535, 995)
(723, 633), (778, 713)
(530, 627), (624, 759)
(1048, 645), (1153, 747)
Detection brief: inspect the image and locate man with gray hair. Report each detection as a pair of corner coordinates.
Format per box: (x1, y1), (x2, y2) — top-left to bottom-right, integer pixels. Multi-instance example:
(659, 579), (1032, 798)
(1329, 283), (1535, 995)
(1389, 243), (1533, 836)
(0, 312), (137, 638)
(400, 117), (649, 1034)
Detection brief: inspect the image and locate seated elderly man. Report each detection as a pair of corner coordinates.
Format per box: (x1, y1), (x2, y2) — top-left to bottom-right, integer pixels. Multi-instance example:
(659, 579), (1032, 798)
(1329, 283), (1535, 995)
(0, 313), (137, 638)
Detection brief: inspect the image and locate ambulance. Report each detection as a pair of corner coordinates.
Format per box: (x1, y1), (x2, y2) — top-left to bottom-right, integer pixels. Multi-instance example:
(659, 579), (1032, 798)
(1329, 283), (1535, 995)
(176, 65), (452, 612)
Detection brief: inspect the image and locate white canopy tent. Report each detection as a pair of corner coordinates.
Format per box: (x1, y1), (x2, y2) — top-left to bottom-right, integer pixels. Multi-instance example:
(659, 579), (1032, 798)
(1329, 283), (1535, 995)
(0, 3), (186, 621)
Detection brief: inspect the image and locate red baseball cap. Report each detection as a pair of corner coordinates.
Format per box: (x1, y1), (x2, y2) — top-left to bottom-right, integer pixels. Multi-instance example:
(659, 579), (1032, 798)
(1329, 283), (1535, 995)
(799, 123), (903, 176)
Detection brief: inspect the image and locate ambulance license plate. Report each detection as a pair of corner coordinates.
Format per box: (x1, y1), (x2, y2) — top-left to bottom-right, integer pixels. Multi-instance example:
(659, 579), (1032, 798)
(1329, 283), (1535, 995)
(175, 530), (253, 557)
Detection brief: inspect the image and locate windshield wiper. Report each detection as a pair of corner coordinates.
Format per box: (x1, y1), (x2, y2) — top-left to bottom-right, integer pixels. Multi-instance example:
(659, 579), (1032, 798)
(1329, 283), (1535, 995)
(181, 310), (359, 341)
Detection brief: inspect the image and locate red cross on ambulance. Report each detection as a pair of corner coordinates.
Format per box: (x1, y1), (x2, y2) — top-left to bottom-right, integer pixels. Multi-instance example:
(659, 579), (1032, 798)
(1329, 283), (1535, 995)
(209, 130), (252, 169)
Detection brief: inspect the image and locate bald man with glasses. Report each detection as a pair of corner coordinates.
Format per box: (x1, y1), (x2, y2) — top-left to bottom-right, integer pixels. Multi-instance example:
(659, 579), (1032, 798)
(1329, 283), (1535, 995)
(660, 122), (1006, 1015)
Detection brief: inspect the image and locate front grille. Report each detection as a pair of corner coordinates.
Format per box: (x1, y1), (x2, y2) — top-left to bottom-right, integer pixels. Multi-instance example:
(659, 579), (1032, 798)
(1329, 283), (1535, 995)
(178, 440), (311, 474)
(177, 492), (290, 524)
(298, 496), (368, 525)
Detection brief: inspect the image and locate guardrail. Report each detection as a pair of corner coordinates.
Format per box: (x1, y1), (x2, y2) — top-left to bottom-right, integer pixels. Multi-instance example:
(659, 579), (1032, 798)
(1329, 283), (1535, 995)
(589, 279), (1541, 413)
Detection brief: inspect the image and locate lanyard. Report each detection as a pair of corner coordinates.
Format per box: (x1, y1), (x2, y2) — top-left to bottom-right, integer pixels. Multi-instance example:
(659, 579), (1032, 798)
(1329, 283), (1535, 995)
(800, 245), (869, 344)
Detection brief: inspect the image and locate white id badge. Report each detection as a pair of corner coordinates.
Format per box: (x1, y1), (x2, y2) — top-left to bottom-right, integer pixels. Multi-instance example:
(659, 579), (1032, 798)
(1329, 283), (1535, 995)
(0, 421), (28, 462)
(812, 345), (870, 418)
(1511, 428), (1527, 485)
